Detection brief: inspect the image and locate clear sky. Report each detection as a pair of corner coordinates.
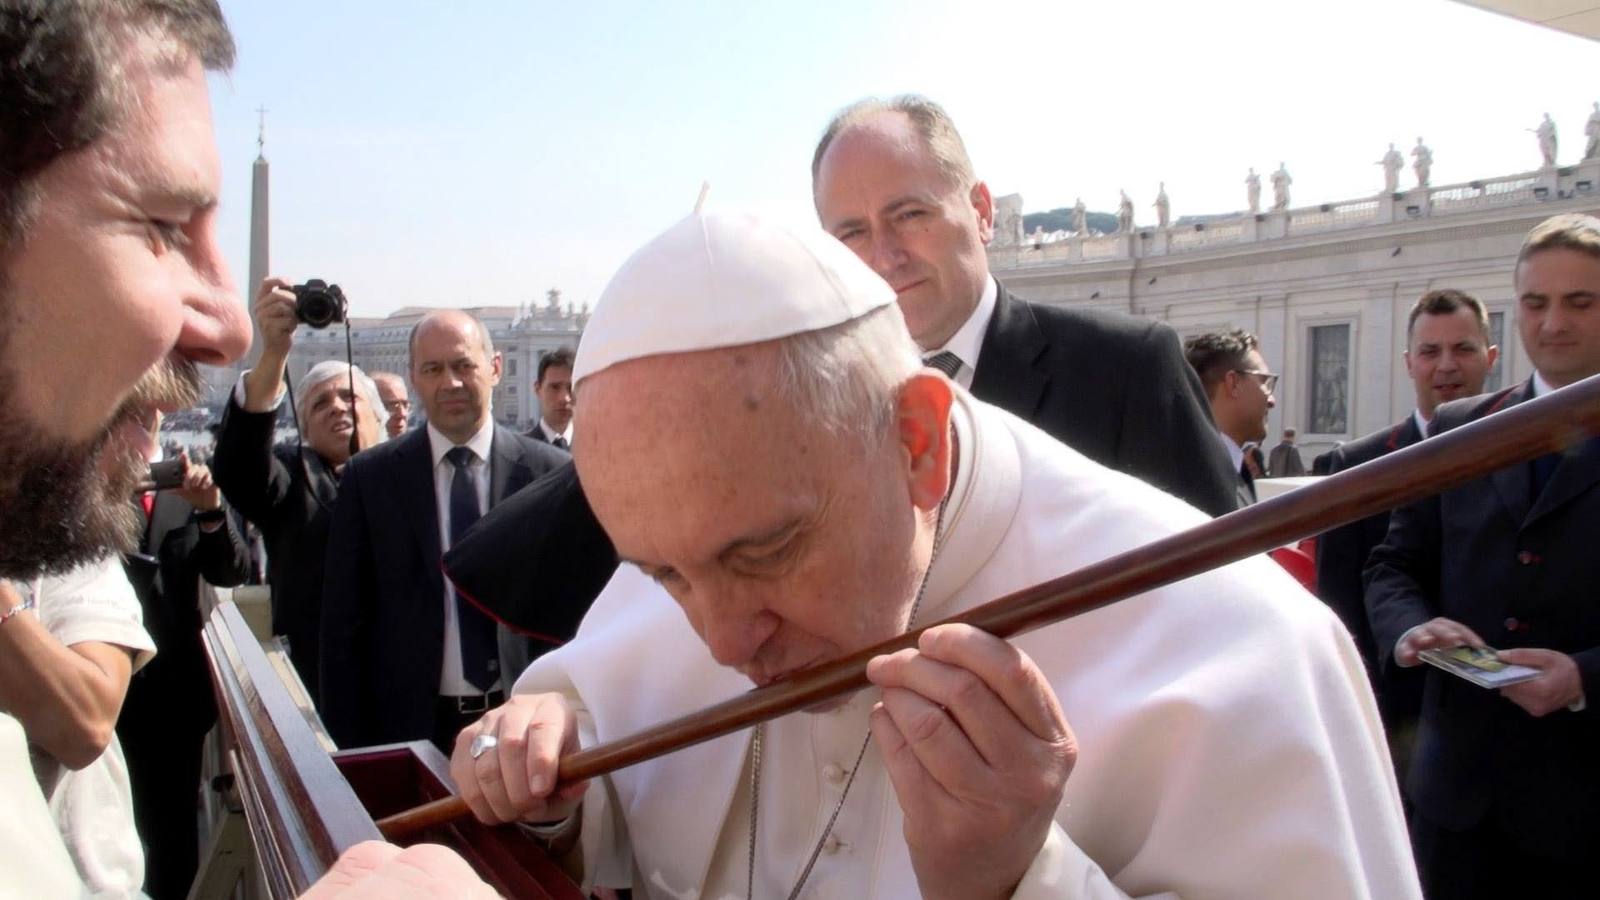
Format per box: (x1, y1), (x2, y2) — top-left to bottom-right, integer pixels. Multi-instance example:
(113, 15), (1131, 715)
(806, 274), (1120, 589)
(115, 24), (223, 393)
(207, 0), (1600, 319)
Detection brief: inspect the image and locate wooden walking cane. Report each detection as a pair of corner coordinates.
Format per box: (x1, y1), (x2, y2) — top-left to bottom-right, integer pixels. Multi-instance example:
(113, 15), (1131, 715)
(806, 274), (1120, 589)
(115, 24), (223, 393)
(376, 373), (1600, 842)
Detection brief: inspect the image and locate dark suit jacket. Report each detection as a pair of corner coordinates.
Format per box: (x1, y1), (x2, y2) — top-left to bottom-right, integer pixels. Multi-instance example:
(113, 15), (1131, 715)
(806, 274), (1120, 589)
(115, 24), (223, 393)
(120, 491), (251, 719)
(443, 460), (617, 648)
(1365, 380), (1600, 859)
(117, 492), (249, 898)
(1315, 417), (1426, 729)
(319, 423), (568, 748)
(973, 286), (1238, 516)
(212, 397), (342, 688)
(1316, 416), (1423, 668)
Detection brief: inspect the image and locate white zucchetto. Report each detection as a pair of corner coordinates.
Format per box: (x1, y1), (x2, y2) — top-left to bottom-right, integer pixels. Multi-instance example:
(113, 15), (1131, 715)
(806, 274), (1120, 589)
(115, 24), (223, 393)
(573, 210), (895, 383)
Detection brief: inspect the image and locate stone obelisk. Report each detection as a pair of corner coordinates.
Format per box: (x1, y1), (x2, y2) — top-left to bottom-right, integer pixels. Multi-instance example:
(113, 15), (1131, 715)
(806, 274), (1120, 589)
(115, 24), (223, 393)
(244, 105), (270, 368)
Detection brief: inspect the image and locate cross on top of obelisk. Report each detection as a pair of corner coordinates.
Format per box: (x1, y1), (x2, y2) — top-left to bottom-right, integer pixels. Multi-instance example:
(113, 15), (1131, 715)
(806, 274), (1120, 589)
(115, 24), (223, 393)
(256, 104), (268, 158)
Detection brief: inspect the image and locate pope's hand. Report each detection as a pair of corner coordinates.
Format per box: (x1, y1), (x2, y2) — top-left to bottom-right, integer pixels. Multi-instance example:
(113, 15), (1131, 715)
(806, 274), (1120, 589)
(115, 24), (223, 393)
(299, 841), (497, 899)
(866, 624), (1075, 900)
(449, 693), (588, 826)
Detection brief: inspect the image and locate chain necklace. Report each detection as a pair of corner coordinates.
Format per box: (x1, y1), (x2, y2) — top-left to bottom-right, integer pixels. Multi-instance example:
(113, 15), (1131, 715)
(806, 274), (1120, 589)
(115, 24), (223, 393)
(747, 491), (953, 900)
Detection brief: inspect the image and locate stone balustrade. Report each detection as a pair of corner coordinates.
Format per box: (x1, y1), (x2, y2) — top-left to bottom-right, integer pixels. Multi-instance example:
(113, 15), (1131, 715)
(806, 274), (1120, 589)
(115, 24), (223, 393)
(990, 160), (1600, 268)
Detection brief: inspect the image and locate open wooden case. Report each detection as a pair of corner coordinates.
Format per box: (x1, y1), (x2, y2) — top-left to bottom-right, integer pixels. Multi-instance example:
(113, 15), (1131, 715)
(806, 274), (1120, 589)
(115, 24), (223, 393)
(201, 601), (584, 899)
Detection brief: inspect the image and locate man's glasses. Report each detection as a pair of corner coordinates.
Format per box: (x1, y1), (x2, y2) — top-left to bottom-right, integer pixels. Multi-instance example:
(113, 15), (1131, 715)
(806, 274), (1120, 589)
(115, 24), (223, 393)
(1234, 369), (1279, 392)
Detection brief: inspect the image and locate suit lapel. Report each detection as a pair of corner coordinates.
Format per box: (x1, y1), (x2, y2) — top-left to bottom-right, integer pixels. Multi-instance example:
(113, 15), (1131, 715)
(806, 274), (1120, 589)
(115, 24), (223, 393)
(1525, 434), (1600, 529)
(488, 425), (527, 508)
(970, 287), (1048, 420)
(397, 429), (445, 598)
(1390, 416), (1423, 452)
(1485, 382), (1537, 525)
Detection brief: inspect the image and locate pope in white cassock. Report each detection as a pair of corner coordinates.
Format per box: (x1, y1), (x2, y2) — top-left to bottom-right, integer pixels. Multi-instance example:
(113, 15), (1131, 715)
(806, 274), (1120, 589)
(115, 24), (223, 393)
(451, 209), (1420, 899)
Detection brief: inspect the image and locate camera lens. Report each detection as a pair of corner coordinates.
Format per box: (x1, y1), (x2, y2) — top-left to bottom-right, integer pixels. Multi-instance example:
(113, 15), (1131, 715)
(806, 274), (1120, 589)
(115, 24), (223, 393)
(301, 294), (335, 328)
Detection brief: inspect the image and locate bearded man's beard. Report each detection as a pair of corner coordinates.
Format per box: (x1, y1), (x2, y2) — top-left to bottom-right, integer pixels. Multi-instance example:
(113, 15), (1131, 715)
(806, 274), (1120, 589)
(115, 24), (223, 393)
(0, 356), (201, 579)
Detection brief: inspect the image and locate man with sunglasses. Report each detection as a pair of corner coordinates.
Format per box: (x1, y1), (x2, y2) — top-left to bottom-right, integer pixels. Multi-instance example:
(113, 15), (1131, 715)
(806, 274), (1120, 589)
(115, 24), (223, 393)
(1184, 330), (1277, 505)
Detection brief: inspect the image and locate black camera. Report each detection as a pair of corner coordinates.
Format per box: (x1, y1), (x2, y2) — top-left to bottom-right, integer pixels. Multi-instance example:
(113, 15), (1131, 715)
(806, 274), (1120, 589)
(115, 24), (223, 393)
(292, 279), (347, 329)
(147, 458), (185, 491)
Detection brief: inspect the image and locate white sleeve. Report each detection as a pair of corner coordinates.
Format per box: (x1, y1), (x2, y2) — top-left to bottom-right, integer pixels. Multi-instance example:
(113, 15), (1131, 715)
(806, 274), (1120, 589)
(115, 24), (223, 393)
(34, 557), (154, 671)
(232, 369), (286, 410)
(1011, 823), (1175, 899)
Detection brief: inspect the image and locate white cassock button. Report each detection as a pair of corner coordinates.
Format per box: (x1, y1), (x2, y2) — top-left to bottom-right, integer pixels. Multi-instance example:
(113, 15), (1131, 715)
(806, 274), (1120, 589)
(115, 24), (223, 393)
(822, 763), (845, 784)
(823, 834), (843, 854)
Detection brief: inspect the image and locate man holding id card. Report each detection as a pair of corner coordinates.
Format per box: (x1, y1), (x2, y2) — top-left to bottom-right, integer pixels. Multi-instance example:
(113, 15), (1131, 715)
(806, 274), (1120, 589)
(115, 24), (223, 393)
(1367, 213), (1600, 900)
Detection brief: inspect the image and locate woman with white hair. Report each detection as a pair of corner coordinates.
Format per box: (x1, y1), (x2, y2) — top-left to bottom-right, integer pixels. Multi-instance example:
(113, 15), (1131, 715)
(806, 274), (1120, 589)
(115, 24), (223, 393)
(212, 278), (385, 693)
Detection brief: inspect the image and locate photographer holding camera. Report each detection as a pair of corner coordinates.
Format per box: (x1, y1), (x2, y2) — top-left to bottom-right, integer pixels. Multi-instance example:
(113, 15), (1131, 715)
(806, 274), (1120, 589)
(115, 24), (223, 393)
(212, 277), (383, 694)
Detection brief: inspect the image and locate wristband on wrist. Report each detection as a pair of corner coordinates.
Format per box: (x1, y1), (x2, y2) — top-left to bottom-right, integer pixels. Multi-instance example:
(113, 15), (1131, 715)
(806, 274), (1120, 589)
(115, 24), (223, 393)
(195, 508), (227, 524)
(0, 595), (36, 625)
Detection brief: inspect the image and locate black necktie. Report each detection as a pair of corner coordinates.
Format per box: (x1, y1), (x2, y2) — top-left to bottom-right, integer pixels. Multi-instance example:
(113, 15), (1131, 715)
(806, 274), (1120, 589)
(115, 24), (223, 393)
(552, 435), (569, 451)
(446, 446), (497, 691)
(924, 351), (962, 379)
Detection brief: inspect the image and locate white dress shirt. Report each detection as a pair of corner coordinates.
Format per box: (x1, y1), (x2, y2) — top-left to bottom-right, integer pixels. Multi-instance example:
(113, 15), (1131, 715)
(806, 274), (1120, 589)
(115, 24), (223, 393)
(1219, 431), (1246, 474)
(428, 418), (498, 696)
(537, 418), (573, 446)
(922, 275), (998, 389)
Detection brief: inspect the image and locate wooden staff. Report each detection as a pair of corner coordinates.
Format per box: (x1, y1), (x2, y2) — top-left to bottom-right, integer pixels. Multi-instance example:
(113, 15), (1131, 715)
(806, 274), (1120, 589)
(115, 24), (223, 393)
(377, 373), (1600, 842)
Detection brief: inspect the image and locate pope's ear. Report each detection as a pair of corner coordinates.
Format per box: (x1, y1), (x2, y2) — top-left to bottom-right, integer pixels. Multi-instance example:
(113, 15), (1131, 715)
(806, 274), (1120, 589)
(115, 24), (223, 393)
(897, 371), (954, 511)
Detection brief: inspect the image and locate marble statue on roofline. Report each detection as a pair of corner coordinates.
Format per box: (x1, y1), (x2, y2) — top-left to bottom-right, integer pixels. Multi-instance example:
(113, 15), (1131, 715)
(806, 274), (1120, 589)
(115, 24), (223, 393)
(1378, 143), (1403, 194)
(1271, 163), (1291, 211)
(1412, 138), (1432, 188)
(1154, 183), (1170, 229)
(1532, 113), (1558, 168)
(1072, 197), (1088, 235)
(1245, 168), (1261, 213)
(1586, 102), (1600, 160)
(992, 194), (1024, 248)
(1117, 190), (1134, 233)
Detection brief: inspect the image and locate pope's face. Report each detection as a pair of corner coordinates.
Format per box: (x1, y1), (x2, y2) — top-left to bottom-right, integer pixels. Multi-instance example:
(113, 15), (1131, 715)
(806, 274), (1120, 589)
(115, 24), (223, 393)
(575, 345), (938, 688)
(814, 112), (994, 352)
(0, 45), (248, 576)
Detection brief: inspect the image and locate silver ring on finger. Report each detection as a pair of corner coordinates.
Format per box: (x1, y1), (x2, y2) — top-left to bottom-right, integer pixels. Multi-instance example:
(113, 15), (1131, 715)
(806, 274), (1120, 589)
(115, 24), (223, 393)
(470, 733), (499, 760)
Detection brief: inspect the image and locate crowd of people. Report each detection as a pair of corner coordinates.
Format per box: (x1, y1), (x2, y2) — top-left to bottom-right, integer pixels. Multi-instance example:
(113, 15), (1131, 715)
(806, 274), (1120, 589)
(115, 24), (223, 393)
(3, 2), (1598, 899)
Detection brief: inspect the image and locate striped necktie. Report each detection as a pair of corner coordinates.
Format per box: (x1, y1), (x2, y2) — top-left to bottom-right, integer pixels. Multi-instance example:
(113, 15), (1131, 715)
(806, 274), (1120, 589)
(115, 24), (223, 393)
(923, 351), (963, 379)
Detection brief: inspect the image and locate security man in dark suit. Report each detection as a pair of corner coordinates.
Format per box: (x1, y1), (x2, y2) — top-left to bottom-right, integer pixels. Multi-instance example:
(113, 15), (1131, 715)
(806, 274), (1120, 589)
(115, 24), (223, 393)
(1182, 330), (1276, 507)
(810, 95), (1238, 517)
(213, 278), (387, 692)
(118, 452), (250, 900)
(1317, 289), (1497, 740)
(524, 346), (574, 449)
(1366, 214), (1600, 898)
(321, 311), (569, 752)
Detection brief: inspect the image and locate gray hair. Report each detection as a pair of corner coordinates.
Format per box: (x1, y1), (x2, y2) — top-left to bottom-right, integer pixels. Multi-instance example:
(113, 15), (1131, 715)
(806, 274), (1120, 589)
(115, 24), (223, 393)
(769, 304), (924, 448)
(297, 361), (384, 438)
(811, 95), (977, 199)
